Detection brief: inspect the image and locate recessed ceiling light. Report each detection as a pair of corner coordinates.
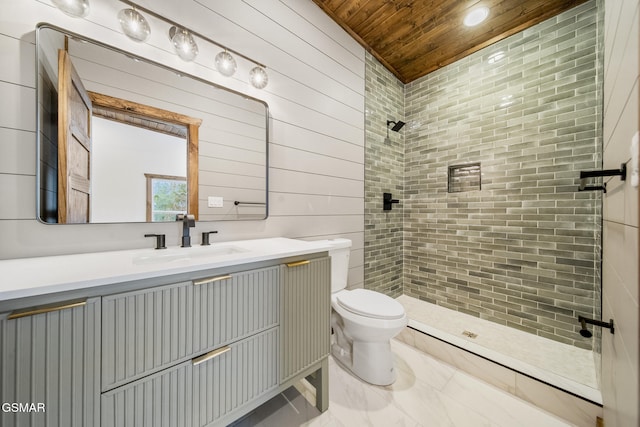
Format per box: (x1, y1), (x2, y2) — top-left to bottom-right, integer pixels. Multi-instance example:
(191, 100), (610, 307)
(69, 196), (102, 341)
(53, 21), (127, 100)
(464, 6), (489, 27)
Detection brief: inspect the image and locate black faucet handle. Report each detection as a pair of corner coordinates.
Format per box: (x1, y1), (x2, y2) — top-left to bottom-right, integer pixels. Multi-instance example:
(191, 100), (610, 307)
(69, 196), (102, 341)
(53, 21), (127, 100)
(176, 213), (196, 226)
(144, 234), (167, 250)
(201, 231), (218, 246)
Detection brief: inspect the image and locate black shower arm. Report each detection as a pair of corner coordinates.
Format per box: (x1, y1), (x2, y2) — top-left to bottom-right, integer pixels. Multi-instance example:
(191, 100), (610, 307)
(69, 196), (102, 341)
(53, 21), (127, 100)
(578, 315), (615, 334)
(579, 163), (626, 180)
(578, 163), (626, 191)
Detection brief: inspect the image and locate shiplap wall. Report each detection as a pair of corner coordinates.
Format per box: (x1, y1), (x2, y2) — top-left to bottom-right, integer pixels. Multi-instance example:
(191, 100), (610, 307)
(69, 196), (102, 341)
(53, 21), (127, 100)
(0, 0), (365, 289)
(601, 0), (639, 424)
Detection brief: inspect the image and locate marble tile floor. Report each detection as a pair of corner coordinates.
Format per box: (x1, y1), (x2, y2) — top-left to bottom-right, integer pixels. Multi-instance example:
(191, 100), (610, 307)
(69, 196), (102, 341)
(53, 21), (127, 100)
(230, 339), (574, 427)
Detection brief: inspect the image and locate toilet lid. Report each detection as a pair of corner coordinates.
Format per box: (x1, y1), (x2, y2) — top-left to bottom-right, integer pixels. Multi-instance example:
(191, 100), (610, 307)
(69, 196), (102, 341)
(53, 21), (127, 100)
(336, 289), (405, 320)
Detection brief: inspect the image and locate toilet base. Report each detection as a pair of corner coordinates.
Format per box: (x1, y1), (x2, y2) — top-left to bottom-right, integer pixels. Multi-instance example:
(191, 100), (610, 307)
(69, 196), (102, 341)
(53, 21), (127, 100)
(351, 340), (397, 386)
(331, 337), (397, 386)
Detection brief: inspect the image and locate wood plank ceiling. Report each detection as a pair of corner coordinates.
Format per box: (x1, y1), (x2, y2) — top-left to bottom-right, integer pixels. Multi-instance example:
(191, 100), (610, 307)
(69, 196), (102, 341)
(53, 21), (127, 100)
(312, 0), (589, 83)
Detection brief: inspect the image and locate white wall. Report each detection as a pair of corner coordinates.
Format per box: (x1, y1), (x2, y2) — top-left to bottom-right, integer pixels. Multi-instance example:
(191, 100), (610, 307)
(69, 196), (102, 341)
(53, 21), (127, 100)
(0, 0), (365, 288)
(601, 0), (640, 425)
(91, 117), (186, 223)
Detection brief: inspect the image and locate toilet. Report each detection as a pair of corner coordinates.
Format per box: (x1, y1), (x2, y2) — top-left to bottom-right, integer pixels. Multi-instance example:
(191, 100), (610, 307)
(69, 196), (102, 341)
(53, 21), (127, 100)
(319, 238), (407, 386)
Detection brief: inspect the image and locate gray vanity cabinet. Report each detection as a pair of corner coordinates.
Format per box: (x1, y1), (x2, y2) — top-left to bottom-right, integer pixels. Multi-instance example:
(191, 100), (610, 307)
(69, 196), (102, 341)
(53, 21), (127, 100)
(279, 257), (331, 382)
(0, 297), (101, 427)
(101, 265), (280, 426)
(0, 252), (330, 427)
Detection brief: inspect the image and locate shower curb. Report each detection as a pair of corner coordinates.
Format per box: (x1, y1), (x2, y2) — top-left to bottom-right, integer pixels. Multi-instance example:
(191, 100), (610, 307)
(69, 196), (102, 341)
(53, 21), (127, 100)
(396, 326), (603, 427)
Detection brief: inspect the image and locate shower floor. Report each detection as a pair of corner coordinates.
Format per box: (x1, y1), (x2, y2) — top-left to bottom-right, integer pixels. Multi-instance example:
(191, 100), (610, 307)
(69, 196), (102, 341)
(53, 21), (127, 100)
(397, 295), (601, 403)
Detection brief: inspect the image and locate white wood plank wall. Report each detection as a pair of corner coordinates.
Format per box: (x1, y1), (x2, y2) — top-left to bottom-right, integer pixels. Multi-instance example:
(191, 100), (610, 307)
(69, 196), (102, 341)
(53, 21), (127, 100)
(0, 0), (365, 288)
(601, 0), (639, 425)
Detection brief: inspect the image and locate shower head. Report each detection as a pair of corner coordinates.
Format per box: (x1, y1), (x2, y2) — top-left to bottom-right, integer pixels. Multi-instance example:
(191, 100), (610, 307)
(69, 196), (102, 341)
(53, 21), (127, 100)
(580, 328), (593, 338)
(578, 316), (593, 338)
(387, 120), (406, 132)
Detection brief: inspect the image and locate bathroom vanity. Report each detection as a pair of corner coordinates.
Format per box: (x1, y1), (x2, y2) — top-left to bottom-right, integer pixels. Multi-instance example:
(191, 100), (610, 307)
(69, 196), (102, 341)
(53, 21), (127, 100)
(0, 238), (332, 427)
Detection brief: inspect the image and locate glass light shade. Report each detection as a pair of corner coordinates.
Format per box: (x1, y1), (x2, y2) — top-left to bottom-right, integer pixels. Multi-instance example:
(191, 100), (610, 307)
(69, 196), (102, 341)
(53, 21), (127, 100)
(52, 0), (90, 18)
(249, 66), (268, 89)
(118, 8), (150, 42)
(464, 6), (489, 27)
(487, 51), (505, 64)
(170, 27), (199, 62)
(215, 51), (237, 77)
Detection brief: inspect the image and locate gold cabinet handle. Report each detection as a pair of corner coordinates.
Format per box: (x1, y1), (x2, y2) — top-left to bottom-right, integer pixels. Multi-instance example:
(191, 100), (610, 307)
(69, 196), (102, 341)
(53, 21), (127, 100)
(192, 346), (231, 366)
(7, 300), (87, 320)
(286, 260), (310, 268)
(193, 274), (232, 286)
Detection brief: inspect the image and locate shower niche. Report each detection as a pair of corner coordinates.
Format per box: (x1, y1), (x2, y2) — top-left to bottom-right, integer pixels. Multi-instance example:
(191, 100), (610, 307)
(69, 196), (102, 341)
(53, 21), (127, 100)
(447, 163), (481, 193)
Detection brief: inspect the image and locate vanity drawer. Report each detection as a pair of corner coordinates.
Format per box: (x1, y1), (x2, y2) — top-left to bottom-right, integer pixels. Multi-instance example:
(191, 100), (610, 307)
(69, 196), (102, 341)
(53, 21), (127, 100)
(100, 327), (279, 427)
(191, 265), (279, 353)
(102, 281), (194, 392)
(101, 266), (279, 391)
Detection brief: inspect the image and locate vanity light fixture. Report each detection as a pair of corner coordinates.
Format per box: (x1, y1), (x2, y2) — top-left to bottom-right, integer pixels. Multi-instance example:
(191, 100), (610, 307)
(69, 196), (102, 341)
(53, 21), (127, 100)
(215, 50), (237, 77)
(118, 7), (150, 42)
(52, 0), (90, 18)
(249, 66), (269, 89)
(117, 0), (269, 88)
(169, 26), (199, 62)
(463, 6), (490, 27)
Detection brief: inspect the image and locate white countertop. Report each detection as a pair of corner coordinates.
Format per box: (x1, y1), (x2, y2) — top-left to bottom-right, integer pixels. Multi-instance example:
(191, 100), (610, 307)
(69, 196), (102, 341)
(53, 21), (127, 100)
(0, 238), (333, 302)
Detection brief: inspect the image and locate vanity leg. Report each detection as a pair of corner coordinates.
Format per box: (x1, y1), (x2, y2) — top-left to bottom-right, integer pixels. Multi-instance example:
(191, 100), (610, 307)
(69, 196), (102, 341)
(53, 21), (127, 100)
(306, 357), (329, 412)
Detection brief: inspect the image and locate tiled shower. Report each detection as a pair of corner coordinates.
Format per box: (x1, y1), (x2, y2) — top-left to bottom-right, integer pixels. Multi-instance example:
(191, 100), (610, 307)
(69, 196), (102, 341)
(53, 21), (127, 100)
(365, 0), (603, 351)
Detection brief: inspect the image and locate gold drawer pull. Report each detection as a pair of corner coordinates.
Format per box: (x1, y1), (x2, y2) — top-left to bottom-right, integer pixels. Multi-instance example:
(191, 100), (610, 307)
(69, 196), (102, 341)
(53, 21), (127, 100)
(192, 346), (231, 366)
(8, 300), (87, 320)
(286, 260), (310, 268)
(193, 274), (232, 286)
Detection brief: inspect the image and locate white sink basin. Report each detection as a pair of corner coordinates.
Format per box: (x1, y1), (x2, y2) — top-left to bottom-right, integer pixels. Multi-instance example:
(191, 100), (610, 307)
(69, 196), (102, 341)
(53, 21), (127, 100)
(133, 244), (249, 265)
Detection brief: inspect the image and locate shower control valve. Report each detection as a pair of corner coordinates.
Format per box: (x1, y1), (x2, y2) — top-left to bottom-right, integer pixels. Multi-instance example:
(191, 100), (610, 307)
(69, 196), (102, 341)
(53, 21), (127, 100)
(383, 193), (400, 211)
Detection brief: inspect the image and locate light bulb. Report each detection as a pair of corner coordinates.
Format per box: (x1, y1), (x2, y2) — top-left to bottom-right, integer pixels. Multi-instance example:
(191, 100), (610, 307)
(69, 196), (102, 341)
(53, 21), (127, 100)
(249, 66), (268, 89)
(52, 0), (90, 18)
(464, 6), (489, 27)
(215, 51), (237, 77)
(118, 8), (150, 42)
(170, 27), (198, 62)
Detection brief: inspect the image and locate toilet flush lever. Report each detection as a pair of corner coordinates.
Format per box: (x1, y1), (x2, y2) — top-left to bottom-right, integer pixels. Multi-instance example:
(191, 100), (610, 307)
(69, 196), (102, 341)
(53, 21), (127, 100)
(383, 193), (400, 211)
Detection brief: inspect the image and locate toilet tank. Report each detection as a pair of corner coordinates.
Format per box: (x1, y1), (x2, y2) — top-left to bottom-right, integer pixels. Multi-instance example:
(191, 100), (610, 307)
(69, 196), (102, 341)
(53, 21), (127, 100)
(315, 238), (352, 293)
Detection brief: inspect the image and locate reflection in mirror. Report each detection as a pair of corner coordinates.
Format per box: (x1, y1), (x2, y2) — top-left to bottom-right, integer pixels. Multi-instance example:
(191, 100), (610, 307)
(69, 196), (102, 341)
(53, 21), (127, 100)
(37, 25), (268, 224)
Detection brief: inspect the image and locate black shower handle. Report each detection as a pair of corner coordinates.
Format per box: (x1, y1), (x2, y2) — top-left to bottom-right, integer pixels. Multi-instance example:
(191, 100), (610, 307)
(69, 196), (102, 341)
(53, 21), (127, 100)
(383, 193), (400, 211)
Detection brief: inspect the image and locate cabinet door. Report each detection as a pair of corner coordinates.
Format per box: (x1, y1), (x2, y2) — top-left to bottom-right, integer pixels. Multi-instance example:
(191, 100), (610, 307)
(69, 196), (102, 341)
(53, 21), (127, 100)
(279, 257), (331, 382)
(0, 297), (101, 427)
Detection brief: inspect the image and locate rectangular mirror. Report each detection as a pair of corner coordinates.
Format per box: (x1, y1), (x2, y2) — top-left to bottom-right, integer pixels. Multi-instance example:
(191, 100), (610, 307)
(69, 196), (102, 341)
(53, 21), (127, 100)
(36, 25), (268, 224)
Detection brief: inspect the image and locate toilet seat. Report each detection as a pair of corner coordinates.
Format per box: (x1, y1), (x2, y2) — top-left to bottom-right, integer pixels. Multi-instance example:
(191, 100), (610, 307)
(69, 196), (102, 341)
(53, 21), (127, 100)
(336, 289), (405, 320)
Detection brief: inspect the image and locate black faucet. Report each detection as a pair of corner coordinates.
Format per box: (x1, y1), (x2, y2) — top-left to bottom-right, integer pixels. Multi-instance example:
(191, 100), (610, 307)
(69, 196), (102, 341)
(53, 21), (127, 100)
(176, 214), (196, 247)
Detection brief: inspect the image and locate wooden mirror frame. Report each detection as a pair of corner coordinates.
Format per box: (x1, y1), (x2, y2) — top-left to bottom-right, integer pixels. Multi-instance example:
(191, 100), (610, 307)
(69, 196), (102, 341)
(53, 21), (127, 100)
(87, 92), (202, 220)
